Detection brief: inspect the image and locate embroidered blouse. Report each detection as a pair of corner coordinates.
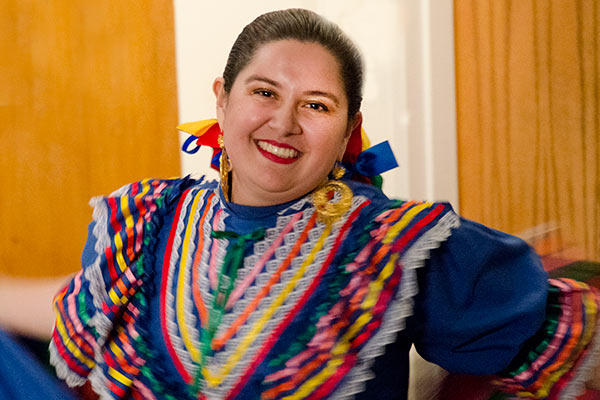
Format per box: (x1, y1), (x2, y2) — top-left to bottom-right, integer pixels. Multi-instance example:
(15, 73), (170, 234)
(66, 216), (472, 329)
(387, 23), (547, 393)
(50, 177), (600, 399)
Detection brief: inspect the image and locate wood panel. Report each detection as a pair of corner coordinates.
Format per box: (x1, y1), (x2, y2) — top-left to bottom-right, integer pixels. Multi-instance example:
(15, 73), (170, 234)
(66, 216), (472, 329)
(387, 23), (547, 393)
(455, 0), (599, 261)
(0, 1), (180, 276)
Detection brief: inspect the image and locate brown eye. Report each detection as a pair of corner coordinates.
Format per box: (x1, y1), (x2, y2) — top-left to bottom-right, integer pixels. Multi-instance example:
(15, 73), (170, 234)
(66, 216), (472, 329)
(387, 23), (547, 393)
(307, 102), (329, 112)
(254, 89), (274, 98)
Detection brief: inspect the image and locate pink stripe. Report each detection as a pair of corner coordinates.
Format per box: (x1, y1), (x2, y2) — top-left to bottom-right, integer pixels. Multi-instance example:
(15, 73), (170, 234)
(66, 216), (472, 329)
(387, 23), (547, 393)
(141, 181), (166, 224)
(119, 333), (144, 365)
(263, 366), (299, 383)
(208, 209), (223, 290)
(344, 217), (395, 274)
(374, 209), (394, 222)
(133, 380), (157, 400)
(226, 211), (303, 309)
(511, 284), (574, 383)
(344, 240), (376, 273)
(133, 193), (147, 253)
(66, 271), (98, 348)
(124, 268), (137, 286)
(226, 200), (371, 400)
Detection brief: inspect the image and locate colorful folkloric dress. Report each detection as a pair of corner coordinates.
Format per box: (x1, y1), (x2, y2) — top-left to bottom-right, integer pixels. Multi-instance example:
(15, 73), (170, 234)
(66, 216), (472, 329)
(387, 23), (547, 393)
(50, 177), (600, 399)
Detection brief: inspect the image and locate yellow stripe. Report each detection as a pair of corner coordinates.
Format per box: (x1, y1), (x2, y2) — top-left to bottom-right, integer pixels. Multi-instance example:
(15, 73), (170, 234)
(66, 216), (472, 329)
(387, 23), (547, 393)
(108, 366), (133, 386)
(177, 189), (204, 363)
(383, 203), (432, 244)
(135, 179), (151, 200)
(112, 197), (130, 273)
(109, 340), (124, 359)
(108, 287), (127, 306)
(533, 282), (598, 398)
(203, 224), (333, 387)
(283, 358), (345, 400)
(54, 307), (96, 369)
(362, 252), (396, 310)
(284, 253), (398, 399)
(121, 193), (134, 234)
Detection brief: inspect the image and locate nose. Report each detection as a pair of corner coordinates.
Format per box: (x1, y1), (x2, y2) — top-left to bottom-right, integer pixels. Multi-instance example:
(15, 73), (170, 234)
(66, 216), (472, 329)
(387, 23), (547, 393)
(269, 102), (302, 136)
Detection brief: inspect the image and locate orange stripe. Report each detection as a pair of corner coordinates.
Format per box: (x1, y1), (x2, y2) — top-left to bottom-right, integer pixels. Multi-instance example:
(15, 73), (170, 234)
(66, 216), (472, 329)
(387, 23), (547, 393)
(116, 278), (128, 296)
(382, 201), (413, 224)
(260, 212), (400, 394)
(115, 332), (140, 375)
(527, 289), (584, 393)
(262, 353), (331, 399)
(126, 225), (135, 261)
(55, 290), (95, 356)
(192, 192), (215, 326)
(212, 213), (318, 350)
(261, 263), (373, 396)
(531, 282), (598, 395)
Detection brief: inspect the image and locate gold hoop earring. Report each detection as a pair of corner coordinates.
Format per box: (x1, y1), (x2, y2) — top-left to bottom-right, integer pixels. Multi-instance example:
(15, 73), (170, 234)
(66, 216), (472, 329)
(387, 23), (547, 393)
(312, 163), (353, 225)
(218, 133), (231, 201)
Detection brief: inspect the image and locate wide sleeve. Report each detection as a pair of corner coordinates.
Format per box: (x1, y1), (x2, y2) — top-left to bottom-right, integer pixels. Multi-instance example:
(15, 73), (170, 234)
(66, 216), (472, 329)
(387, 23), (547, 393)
(411, 217), (600, 398)
(49, 178), (191, 390)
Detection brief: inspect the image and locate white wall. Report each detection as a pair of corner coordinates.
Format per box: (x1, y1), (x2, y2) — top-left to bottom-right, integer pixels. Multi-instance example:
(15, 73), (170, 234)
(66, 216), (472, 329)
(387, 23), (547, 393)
(173, 0), (458, 206)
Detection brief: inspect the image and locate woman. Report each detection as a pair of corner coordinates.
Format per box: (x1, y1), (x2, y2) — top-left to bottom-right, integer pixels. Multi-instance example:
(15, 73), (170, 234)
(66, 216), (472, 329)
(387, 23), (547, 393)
(51, 8), (600, 399)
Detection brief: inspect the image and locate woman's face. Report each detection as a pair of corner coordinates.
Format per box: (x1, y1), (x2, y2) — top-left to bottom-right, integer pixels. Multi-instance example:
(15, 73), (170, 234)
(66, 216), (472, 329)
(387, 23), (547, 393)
(214, 39), (361, 206)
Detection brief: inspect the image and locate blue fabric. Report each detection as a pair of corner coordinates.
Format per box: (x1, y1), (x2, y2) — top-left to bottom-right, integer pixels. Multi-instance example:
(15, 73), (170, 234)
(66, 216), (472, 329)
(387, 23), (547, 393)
(74, 179), (550, 399)
(410, 218), (548, 375)
(182, 134), (201, 154)
(0, 329), (75, 400)
(355, 219), (548, 399)
(354, 141), (399, 176)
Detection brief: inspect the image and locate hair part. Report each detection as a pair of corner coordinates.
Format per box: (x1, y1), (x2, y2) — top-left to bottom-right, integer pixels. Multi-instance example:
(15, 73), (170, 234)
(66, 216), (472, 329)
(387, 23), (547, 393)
(222, 8), (364, 118)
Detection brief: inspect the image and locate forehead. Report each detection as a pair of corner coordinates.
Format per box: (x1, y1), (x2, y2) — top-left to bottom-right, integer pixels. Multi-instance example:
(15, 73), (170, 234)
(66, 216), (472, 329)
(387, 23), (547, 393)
(237, 40), (345, 97)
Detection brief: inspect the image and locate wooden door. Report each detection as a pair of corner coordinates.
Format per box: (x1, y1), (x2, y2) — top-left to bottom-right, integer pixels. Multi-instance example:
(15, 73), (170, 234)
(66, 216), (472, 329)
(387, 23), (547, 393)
(455, 0), (599, 262)
(0, 1), (180, 276)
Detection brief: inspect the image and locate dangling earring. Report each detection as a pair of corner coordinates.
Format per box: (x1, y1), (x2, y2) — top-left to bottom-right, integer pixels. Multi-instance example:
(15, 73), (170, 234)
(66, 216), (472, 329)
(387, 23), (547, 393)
(312, 162), (353, 225)
(218, 133), (232, 201)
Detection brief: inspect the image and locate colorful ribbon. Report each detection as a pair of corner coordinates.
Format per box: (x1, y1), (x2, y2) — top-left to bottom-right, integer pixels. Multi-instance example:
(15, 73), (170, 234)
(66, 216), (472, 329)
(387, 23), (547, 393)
(177, 119), (399, 179)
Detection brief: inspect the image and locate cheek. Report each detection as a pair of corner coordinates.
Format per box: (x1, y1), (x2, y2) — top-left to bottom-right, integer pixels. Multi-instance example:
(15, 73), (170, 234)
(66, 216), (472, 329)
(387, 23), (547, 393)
(307, 121), (349, 157)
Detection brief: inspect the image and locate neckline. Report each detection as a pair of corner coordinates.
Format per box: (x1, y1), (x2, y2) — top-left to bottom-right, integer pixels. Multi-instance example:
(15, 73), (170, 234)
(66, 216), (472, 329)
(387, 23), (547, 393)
(218, 185), (309, 220)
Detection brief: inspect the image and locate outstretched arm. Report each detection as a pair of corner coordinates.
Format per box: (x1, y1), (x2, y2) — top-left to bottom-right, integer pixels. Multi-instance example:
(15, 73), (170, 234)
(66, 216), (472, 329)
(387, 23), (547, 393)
(411, 217), (600, 398)
(0, 274), (72, 340)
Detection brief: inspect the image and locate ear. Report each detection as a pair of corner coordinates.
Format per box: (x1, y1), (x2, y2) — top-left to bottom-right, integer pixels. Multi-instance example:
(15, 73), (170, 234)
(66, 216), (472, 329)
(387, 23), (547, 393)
(339, 111), (363, 160)
(213, 77), (228, 127)
(347, 111), (363, 138)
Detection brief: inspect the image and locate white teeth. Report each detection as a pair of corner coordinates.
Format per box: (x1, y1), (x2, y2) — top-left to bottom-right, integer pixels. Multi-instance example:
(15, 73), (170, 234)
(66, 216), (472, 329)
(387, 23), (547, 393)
(257, 141), (299, 159)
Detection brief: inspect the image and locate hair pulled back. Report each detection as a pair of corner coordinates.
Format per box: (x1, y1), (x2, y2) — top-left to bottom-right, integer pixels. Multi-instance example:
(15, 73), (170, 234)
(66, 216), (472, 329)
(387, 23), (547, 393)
(223, 8), (364, 118)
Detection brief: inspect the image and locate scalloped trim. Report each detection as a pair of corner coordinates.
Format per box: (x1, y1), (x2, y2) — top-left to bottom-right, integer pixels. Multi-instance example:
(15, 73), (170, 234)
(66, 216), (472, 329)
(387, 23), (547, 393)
(48, 339), (87, 387)
(559, 292), (600, 399)
(330, 211), (460, 399)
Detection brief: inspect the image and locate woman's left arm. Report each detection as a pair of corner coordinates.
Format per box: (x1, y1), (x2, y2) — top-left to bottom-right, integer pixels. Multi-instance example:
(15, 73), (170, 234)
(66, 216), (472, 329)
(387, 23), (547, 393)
(410, 217), (600, 398)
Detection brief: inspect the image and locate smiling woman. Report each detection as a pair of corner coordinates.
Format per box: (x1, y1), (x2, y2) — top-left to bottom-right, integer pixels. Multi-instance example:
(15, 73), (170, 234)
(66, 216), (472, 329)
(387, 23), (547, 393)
(48, 8), (600, 400)
(214, 40), (359, 206)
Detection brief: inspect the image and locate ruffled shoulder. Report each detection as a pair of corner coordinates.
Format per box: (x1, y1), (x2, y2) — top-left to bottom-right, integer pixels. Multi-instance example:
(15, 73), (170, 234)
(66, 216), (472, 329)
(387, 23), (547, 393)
(49, 177), (202, 392)
(308, 182), (461, 398)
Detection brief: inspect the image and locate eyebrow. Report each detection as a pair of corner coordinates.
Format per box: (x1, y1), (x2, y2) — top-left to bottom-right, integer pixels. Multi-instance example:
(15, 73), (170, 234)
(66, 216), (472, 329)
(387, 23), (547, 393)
(305, 90), (340, 106)
(244, 75), (340, 106)
(245, 75), (280, 87)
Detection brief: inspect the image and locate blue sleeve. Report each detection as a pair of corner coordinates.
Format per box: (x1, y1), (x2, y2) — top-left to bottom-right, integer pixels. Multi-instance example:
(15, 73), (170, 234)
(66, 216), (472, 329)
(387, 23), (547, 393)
(411, 217), (549, 375)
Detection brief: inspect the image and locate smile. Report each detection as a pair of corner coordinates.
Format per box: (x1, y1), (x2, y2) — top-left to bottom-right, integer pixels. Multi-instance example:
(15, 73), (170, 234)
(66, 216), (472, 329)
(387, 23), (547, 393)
(255, 140), (301, 163)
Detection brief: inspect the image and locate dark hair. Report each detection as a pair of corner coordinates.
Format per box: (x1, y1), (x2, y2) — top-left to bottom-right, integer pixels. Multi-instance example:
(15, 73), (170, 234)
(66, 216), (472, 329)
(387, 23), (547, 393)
(223, 8), (363, 118)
